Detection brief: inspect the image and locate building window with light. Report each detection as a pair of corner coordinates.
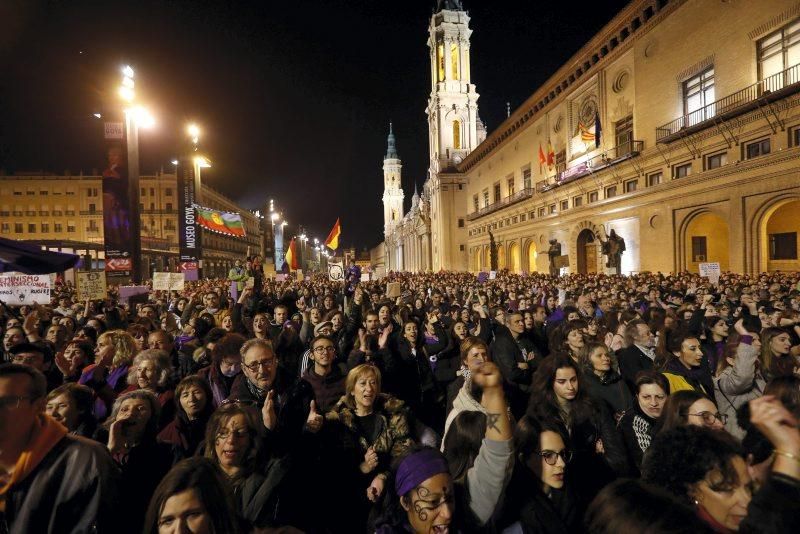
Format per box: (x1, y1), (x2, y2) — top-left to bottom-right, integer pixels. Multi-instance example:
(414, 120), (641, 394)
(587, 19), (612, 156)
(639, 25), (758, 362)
(473, 194), (479, 212)
(522, 167), (532, 190)
(507, 176), (515, 196)
(453, 120), (461, 149)
(493, 183), (501, 203)
(437, 43), (446, 82)
(450, 43), (459, 80)
(758, 20), (800, 86)
(684, 67), (715, 125)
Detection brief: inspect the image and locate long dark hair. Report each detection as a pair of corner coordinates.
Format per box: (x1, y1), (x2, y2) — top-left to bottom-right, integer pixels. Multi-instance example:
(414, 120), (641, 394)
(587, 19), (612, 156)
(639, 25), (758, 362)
(654, 389), (706, 435)
(443, 410), (487, 481)
(143, 457), (240, 534)
(527, 353), (588, 419)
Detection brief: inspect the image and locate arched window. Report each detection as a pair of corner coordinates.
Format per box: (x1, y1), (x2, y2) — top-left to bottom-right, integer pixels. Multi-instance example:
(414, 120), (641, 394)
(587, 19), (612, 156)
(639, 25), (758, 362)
(452, 120), (461, 149)
(450, 43), (459, 80)
(437, 44), (445, 82)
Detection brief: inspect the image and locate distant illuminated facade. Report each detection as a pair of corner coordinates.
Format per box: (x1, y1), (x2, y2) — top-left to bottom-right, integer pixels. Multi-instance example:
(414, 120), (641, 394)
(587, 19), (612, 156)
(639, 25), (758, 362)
(375, 0), (800, 274)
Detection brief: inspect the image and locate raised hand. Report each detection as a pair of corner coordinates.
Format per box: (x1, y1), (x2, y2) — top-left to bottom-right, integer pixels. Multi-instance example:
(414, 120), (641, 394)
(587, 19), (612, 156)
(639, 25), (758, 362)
(262, 390), (277, 431)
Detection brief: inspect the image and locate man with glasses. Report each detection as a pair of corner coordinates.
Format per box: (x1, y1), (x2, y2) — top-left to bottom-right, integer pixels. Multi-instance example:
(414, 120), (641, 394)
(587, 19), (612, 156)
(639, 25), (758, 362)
(226, 339), (315, 449)
(0, 364), (119, 533)
(301, 335), (345, 414)
(8, 342), (61, 392)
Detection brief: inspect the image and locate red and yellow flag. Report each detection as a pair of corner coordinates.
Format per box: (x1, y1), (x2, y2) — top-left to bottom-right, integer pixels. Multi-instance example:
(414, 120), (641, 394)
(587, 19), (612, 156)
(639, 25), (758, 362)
(285, 238), (298, 270)
(324, 218), (341, 251)
(538, 143), (546, 172)
(547, 139), (555, 168)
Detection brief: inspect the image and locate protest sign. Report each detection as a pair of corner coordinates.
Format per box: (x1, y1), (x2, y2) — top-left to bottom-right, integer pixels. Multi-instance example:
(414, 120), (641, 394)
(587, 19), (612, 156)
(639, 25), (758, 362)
(0, 274), (51, 305)
(699, 262), (721, 285)
(76, 272), (107, 300)
(386, 282), (401, 298)
(119, 285), (149, 305)
(153, 272), (186, 291)
(328, 262), (344, 282)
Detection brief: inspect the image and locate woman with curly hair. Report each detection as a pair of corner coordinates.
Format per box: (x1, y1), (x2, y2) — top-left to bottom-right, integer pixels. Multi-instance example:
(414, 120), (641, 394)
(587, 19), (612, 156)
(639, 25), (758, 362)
(79, 329), (137, 420)
(123, 349), (176, 429)
(642, 426), (752, 532)
(323, 364), (414, 532)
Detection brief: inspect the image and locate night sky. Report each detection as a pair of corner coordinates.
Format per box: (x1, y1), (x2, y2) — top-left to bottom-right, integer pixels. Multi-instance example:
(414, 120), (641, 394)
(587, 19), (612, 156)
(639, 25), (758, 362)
(0, 0), (630, 249)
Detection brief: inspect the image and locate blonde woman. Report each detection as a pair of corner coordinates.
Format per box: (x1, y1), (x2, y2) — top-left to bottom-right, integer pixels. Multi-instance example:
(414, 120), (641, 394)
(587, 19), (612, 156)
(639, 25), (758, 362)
(79, 329), (137, 420)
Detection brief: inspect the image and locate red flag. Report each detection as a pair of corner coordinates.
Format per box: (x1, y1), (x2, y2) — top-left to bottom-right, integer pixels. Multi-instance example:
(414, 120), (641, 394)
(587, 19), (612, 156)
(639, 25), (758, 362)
(538, 143), (546, 172)
(285, 238), (298, 270)
(324, 218), (341, 251)
(547, 139), (555, 168)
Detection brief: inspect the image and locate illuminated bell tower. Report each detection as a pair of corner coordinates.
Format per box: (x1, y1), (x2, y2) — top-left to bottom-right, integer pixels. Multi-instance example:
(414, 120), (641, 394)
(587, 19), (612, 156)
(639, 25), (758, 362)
(426, 0), (480, 173)
(382, 123), (404, 237)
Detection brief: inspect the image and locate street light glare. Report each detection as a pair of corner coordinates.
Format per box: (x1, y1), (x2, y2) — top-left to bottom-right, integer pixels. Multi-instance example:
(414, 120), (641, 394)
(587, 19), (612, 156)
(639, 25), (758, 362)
(93, 113), (102, 119)
(270, 213), (280, 221)
(118, 86), (135, 102)
(122, 65), (134, 78)
(187, 124), (201, 144)
(194, 155), (211, 168)
(171, 159), (179, 165)
(131, 106), (155, 128)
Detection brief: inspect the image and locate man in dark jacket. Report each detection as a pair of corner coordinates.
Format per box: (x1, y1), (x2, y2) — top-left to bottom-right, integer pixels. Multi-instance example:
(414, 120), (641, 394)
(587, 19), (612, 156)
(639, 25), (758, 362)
(0, 364), (120, 533)
(491, 311), (538, 417)
(617, 320), (657, 393)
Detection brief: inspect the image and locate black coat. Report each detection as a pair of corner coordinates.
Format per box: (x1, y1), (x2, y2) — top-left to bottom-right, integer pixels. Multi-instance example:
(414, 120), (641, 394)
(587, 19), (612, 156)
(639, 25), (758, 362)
(617, 345), (654, 393)
(582, 371), (634, 417)
(496, 466), (581, 534)
(740, 473), (800, 534)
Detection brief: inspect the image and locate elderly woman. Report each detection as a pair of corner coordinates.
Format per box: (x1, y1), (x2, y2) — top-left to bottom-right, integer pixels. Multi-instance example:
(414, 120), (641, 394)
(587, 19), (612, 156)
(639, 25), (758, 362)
(79, 329), (137, 421)
(158, 375), (214, 464)
(124, 349), (175, 429)
(96, 389), (173, 534)
(46, 382), (97, 437)
(204, 403), (299, 530)
(578, 341), (633, 420)
(324, 364), (414, 532)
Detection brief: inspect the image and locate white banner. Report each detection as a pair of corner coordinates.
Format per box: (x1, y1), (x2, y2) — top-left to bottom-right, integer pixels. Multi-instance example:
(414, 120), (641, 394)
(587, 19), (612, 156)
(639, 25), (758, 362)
(153, 272), (186, 291)
(0, 274), (51, 305)
(328, 262), (344, 282)
(76, 272), (107, 300)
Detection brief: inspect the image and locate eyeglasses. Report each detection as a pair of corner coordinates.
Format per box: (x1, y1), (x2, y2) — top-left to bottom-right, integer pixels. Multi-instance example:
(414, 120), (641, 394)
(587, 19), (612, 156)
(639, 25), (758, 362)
(242, 359), (276, 372)
(535, 449), (573, 465)
(215, 429), (250, 441)
(0, 396), (34, 410)
(12, 355), (42, 365)
(312, 346), (336, 354)
(687, 411), (728, 426)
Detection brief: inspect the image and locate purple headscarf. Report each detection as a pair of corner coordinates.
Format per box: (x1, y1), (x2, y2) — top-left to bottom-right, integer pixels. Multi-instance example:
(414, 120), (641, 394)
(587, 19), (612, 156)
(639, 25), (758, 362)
(395, 448), (450, 497)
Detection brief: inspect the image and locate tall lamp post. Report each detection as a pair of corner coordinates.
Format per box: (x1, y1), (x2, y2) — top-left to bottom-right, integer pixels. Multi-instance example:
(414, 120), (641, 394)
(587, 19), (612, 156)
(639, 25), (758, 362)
(118, 65), (154, 283)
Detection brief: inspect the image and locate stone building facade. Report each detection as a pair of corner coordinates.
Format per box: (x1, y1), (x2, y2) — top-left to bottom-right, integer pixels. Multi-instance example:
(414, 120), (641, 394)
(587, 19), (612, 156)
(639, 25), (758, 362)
(375, 0), (800, 274)
(0, 171), (262, 278)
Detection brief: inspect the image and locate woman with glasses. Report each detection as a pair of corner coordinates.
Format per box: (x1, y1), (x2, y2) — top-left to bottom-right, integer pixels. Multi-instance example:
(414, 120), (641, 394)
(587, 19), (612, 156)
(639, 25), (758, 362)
(578, 341), (633, 420)
(527, 354), (629, 507)
(497, 414), (579, 533)
(204, 403), (299, 530)
(656, 390), (727, 433)
(618, 371), (669, 474)
(714, 320), (766, 439)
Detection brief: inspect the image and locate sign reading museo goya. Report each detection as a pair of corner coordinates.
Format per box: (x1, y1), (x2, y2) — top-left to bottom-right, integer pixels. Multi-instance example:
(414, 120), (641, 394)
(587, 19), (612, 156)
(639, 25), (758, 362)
(0, 274), (52, 305)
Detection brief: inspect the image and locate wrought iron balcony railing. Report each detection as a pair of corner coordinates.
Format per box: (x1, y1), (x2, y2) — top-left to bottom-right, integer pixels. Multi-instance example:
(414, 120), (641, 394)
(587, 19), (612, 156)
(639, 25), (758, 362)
(656, 63), (800, 142)
(467, 188), (534, 221)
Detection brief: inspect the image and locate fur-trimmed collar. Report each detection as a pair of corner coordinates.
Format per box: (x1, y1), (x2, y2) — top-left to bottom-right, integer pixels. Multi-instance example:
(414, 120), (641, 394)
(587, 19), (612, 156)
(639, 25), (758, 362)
(325, 393), (406, 430)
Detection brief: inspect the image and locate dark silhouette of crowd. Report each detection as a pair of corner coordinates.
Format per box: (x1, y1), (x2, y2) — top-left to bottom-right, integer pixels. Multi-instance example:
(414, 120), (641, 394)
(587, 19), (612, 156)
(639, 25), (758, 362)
(1, 267), (800, 533)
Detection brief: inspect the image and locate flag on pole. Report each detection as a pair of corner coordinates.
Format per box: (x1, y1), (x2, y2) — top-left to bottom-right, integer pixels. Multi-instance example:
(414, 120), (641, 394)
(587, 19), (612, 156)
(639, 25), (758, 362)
(579, 122), (595, 142)
(285, 238), (298, 271)
(324, 218), (342, 251)
(538, 143), (546, 173)
(546, 139), (555, 168)
(594, 112), (602, 148)
(194, 205), (246, 237)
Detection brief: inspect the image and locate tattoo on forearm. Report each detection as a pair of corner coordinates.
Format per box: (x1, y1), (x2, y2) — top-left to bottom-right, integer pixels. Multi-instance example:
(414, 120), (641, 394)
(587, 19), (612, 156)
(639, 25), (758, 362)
(486, 412), (501, 432)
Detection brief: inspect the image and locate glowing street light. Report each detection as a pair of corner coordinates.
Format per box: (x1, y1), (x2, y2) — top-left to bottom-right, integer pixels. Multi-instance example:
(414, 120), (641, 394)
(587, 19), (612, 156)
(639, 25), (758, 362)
(171, 159), (179, 166)
(194, 155), (211, 168)
(187, 123), (200, 146)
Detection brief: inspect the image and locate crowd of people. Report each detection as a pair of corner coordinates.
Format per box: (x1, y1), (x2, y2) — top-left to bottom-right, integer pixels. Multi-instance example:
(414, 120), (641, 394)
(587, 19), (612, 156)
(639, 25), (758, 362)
(1, 261), (800, 533)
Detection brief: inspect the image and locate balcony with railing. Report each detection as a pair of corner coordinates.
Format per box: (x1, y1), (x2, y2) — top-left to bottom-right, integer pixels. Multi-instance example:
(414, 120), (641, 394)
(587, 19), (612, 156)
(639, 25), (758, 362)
(467, 187), (535, 221)
(537, 140), (644, 193)
(656, 63), (800, 142)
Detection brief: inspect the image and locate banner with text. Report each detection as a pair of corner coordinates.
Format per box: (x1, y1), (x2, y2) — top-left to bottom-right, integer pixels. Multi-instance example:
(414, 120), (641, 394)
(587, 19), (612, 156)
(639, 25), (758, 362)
(0, 274), (51, 305)
(102, 120), (134, 276)
(328, 262), (344, 282)
(177, 160), (201, 266)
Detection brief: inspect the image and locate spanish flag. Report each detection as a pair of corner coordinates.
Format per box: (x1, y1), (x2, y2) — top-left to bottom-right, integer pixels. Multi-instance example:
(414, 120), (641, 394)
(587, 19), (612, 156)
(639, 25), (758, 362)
(547, 139), (555, 168)
(324, 218), (341, 251)
(285, 238), (298, 270)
